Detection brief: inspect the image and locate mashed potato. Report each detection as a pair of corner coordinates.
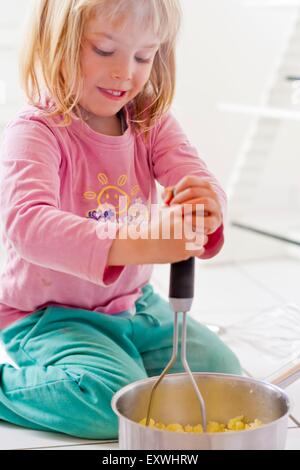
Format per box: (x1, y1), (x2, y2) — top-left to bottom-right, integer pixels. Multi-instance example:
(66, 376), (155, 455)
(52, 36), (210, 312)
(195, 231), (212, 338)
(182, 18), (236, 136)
(139, 416), (263, 433)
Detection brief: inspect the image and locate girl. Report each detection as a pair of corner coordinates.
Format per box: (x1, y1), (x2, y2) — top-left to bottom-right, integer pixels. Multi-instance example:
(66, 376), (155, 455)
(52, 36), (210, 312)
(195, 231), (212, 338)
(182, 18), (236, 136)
(0, 0), (241, 439)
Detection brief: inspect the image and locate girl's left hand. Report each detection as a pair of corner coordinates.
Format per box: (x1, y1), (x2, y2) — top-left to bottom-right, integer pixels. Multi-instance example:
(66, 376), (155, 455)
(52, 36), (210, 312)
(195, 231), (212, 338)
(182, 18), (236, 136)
(162, 176), (223, 235)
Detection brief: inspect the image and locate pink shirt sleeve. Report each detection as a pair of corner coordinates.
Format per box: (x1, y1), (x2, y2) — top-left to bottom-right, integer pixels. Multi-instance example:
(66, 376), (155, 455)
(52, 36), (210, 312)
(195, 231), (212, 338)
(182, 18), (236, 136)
(150, 112), (227, 259)
(0, 118), (124, 286)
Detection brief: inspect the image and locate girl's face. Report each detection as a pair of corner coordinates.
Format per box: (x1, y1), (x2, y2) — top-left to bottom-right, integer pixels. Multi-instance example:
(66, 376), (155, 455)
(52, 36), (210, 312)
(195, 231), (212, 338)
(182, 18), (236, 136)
(80, 13), (160, 118)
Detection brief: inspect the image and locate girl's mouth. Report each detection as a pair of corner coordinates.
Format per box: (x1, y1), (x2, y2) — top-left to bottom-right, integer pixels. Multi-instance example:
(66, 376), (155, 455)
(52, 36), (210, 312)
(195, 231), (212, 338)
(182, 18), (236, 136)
(97, 87), (127, 100)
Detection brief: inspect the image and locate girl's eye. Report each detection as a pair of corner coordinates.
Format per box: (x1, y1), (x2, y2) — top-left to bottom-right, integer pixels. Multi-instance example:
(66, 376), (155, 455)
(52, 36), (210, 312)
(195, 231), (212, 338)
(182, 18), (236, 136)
(93, 47), (151, 64)
(135, 57), (151, 64)
(93, 47), (113, 57)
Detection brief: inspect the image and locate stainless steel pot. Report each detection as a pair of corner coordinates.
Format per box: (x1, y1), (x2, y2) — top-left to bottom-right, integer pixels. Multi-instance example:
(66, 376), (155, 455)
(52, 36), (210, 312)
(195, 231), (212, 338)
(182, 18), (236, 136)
(112, 361), (300, 450)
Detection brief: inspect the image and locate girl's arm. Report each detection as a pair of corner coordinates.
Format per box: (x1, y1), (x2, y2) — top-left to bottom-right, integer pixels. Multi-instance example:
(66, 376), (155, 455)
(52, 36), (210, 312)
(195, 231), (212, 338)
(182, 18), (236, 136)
(0, 118), (124, 286)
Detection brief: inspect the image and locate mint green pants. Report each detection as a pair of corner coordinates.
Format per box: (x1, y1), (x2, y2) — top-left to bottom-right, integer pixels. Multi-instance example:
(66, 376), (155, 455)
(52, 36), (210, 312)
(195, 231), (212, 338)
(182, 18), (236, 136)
(0, 284), (241, 439)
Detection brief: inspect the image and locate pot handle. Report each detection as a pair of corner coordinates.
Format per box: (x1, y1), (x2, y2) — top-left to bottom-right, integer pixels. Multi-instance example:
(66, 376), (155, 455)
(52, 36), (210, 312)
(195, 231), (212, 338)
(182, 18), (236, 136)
(267, 359), (300, 389)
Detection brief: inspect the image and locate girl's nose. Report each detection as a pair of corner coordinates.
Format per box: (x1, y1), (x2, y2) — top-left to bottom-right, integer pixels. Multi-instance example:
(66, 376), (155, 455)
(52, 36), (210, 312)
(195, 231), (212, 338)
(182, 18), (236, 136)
(111, 71), (132, 81)
(111, 60), (133, 82)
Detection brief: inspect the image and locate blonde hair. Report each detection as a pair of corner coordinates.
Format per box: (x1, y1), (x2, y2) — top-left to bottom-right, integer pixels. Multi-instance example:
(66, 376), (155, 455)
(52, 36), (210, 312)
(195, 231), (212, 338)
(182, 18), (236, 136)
(20, 0), (182, 140)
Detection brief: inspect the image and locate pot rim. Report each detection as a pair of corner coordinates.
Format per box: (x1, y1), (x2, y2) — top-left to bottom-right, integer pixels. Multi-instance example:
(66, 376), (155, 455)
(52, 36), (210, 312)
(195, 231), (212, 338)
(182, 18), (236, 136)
(111, 371), (291, 436)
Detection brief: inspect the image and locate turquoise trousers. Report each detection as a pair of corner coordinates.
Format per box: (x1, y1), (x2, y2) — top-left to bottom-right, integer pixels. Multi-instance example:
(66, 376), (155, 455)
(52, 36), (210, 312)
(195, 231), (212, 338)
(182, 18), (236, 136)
(0, 284), (241, 439)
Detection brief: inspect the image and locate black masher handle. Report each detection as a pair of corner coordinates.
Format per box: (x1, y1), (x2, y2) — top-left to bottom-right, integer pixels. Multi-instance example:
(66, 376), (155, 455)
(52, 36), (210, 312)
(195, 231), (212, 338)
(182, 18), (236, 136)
(169, 258), (195, 301)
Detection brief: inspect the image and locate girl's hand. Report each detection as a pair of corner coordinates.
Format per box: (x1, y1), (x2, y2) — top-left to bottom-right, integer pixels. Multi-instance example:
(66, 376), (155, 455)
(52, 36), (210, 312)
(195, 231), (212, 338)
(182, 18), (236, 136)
(162, 176), (223, 235)
(149, 204), (208, 263)
(107, 204), (208, 266)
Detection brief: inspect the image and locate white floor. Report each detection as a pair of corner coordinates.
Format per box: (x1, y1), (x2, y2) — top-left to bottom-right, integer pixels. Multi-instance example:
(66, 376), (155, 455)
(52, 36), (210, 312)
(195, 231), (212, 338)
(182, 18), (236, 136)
(0, 255), (299, 450)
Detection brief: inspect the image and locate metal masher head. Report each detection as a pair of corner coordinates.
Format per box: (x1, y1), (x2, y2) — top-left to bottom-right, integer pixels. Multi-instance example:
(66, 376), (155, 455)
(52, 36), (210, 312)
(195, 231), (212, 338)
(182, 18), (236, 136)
(145, 258), (207, 431)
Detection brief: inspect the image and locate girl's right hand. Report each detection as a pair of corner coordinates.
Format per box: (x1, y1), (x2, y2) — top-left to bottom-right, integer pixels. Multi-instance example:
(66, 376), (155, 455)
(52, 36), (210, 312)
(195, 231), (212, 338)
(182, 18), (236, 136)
(108, 204), (208, 266)
(145, 204), (208, 264)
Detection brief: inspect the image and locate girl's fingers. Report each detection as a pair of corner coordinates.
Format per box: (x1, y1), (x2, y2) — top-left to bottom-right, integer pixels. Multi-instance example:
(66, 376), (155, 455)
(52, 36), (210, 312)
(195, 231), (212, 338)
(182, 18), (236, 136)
(174, 196), (220, 218)
(162, 186), (174, 196)
(170, 189), (220, 208)
(173, 176), (212, 195)
(190, 212), (221, 234)
(163, 193), (222, 237)
(178, 199), (222, 234)
(202, 215), (220, 235)
(162, 187), (175, 205)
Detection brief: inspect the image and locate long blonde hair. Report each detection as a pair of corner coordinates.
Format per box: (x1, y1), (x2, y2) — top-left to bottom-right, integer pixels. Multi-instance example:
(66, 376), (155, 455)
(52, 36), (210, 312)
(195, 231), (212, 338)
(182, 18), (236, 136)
(20, 0), (182, 140)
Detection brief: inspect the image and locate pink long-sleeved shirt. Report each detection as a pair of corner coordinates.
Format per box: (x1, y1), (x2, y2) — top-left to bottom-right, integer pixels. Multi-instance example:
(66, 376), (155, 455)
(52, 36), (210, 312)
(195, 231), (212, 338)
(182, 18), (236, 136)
(0, 99), (226, 329)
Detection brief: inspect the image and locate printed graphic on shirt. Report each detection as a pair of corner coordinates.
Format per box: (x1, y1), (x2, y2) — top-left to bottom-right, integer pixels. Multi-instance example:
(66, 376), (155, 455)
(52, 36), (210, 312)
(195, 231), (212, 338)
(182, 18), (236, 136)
(83, 173), (150, 225)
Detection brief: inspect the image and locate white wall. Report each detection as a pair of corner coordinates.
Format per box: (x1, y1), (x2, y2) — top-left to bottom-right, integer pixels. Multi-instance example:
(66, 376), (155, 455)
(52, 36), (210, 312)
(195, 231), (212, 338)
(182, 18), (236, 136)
(0, 0), (30, 109)
(175, 0), (297, 188)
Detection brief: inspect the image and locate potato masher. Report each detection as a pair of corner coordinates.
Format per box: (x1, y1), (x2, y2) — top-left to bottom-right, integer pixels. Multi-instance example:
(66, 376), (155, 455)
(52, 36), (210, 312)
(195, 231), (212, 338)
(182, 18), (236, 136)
(146, 258), (207, 431)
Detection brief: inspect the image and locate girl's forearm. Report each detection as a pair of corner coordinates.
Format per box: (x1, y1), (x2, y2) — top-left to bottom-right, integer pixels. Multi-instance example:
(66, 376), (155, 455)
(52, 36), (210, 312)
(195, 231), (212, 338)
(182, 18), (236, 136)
(107, 232), (155, 266)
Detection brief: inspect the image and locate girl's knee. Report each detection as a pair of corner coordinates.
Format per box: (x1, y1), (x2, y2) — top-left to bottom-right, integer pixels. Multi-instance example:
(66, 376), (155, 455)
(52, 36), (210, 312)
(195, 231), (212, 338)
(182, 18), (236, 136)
(185, 322), (242, 375)
(205, 340), (242, 374)
(59, 367), (146, 439)
(191, 341), (241, 375)
(65, 403), (118, 440)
